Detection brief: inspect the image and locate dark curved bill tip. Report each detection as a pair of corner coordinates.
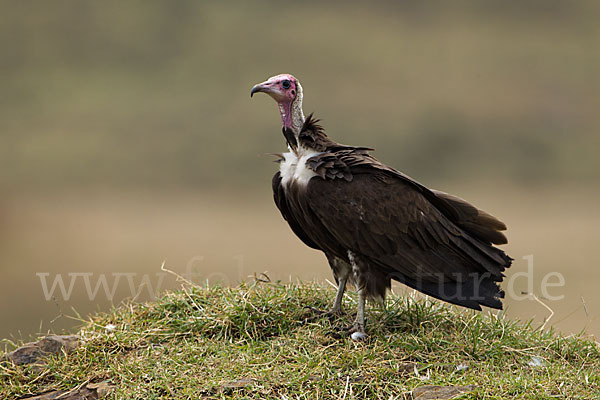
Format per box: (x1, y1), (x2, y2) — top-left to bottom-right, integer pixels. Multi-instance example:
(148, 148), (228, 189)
(250, 85), (262, 98)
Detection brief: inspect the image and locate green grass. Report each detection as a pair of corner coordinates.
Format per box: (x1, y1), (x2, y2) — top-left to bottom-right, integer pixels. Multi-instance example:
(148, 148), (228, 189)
(2, 282), (599, 399)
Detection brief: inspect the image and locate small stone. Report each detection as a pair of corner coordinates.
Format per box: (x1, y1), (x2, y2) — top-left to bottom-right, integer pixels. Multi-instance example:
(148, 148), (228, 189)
(87, 381), (115, 398)
(412, 384), (477, 399)
(19, 391), (68, 399)
(2, 335), (79, 366)
(350, 331), (368, 341)
(221, 377), (254, 390)
(20, 381), (115, 399)
(455, 363), (469, 372)
(528, 356), (545, 367)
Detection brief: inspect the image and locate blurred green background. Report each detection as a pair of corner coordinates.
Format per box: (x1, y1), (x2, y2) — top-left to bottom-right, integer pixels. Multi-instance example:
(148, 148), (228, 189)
(1, 1), (599, 341)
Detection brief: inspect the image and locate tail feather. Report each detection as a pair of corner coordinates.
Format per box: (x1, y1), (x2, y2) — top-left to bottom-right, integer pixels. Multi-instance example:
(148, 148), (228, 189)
(392, 271), (506, 310)
(430, 190), (508, 245)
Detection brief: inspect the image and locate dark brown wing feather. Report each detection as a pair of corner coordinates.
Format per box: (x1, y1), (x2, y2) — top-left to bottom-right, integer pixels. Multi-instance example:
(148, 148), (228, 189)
(305, 172), (511, 310)
(272, 172), (321, 251)
(297, 115), (509, 247)
(297, 149), (511, 310)
(428, 190), (508, 245)
(273, 117), (512, 310)
(306, 148), (510, 247)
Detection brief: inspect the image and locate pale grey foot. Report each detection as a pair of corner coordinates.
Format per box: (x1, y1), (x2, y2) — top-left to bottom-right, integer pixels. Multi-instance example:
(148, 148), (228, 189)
(348, 289), (367, 341)
(304, 275), (348, 322)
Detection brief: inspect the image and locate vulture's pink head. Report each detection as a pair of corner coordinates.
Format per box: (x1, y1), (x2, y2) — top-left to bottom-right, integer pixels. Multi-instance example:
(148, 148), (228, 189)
(251, 73), (304, 133)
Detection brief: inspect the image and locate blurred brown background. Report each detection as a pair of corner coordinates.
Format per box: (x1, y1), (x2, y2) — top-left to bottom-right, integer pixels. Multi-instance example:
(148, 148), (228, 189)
(1, 0), (599, 342)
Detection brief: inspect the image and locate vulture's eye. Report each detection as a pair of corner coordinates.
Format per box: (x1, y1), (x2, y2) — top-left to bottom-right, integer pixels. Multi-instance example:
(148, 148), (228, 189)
(282, 80), (291, 89)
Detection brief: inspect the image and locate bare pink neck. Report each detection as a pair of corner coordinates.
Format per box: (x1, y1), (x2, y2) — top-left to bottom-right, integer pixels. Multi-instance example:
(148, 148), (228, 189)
(278, 97), (305, 138)
(278, 102), (294, 132)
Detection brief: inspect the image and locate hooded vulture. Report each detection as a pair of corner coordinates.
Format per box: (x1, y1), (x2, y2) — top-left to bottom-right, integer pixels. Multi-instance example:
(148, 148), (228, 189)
(251, 74), (512, 339)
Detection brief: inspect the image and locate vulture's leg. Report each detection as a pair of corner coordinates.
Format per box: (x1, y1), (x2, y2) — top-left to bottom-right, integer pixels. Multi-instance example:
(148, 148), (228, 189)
(347, 251), (368, 340)
(330, 272), (349, 315)
(305, 256), (350, 321)
(351, 288), (367, 338)
(328, 256), (351, 315)
(337, 288), (367, 340)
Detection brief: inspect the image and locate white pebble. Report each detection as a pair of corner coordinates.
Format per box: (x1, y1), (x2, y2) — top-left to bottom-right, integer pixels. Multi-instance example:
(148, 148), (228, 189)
(456, 363), (469, 372)
(351, 331), (367, 341)
(528, 356), (545, 367)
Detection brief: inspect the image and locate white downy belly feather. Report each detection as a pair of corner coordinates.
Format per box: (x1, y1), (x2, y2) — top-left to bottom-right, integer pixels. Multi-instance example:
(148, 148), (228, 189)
(279, 149), (319, 188)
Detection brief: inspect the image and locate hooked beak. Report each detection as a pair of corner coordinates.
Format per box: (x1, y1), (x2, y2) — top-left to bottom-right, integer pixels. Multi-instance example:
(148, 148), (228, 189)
(250, 84), (264, 98)
(250, 80), (278, 98)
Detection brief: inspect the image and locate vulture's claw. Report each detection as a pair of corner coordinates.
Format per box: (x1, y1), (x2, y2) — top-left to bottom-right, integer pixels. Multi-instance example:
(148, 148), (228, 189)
(302, 306), (345, 323)
(327, 323), (368, 341)
(345, 323), (368, 341)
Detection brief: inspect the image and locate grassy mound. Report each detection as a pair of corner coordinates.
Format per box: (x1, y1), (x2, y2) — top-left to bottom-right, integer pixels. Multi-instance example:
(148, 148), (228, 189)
(2, 282), (599, 399)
